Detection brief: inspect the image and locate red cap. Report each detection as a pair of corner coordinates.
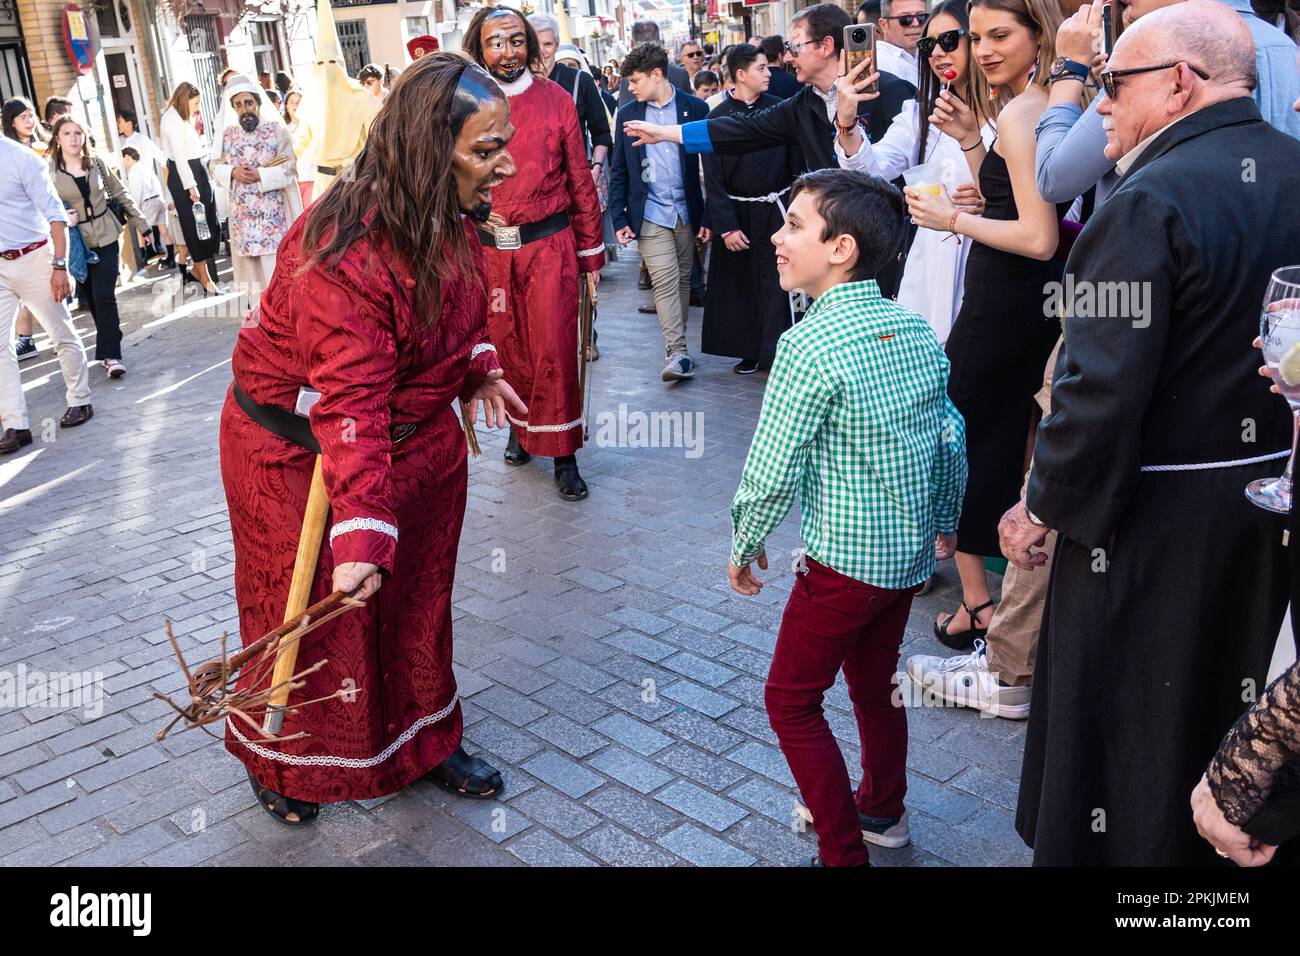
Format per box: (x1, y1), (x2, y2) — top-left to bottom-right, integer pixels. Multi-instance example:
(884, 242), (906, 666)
(407, 35), (439, 60)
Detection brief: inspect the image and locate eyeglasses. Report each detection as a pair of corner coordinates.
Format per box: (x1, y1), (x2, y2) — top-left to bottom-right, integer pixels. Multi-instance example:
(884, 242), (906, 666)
(917, 29), (968, 58)
(1099, 61), (1209, 100)
(881, 13), (930, 27)
(783, 40), (810, 55)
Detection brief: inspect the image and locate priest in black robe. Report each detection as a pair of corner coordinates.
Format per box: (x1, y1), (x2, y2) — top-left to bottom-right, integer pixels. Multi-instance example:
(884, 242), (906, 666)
(701, 45), (804, 372)
(998, 2), (1300, 865)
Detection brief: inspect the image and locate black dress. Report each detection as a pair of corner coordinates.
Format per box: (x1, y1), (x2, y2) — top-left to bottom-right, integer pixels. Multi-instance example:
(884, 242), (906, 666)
(944, 142), (1065, 557)
(166, 157), (220, 264)
(701, 94), (803, 367)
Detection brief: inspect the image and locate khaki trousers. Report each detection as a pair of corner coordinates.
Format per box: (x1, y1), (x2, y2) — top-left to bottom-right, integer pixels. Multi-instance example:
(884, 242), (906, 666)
(639, 220), (694, 359)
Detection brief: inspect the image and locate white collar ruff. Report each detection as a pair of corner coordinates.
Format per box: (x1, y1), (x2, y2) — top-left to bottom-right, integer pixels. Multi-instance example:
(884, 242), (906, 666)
(493, 70), (534, 97)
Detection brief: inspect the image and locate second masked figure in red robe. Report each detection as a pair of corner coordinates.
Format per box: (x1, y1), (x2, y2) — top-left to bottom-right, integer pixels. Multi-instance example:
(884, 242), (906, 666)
(465, 6), (606, 501)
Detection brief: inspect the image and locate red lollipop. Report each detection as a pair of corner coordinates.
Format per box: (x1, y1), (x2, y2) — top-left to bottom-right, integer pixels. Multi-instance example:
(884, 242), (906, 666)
(942, 69), (958, 81)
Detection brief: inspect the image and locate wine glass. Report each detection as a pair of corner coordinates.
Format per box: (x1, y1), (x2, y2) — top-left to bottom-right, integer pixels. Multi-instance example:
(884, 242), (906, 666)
(1246, 265), (1300, 513)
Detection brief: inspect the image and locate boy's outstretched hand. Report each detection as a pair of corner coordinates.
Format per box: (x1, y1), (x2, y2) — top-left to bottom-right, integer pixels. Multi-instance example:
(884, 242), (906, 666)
(728, 551), (768, 596)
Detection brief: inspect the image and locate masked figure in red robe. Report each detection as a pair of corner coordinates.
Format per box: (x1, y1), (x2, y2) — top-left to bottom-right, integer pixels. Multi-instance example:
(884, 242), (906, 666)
(464, 6), (605, 501)
(218, 55), (524, 825)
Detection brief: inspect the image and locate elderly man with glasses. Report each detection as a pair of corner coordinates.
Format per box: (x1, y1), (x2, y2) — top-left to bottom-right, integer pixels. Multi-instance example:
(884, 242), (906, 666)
(999, 0), (1300, 866)
(679, 40), (706, 81)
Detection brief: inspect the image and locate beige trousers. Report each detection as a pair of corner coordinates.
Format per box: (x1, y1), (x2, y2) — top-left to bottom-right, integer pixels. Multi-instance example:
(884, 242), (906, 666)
(639, 220), (694, 359)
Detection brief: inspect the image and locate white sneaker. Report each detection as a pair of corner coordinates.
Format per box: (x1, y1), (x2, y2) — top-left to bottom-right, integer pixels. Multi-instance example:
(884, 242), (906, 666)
(661, 353), (695, 381)
(794, 801), (911, 848)
(905, 639), (1031, 720)
(103, 359), (126, 379)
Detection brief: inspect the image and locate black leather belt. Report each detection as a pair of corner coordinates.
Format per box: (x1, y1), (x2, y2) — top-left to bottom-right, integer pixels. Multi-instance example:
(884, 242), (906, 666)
(475, 211), (569, 250)
(233, 383), (418, 453)
(234, 383), (320, 453)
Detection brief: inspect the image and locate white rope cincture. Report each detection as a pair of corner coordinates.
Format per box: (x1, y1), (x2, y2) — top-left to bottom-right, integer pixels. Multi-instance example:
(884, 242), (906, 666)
(1139, 449), (1290, 472)
(328, 517), (398, 545)
(723, 186), (803, 323)
(505, 412), (584, 434)
(227, 692), (460, 768)
(577, 246), (604, 258)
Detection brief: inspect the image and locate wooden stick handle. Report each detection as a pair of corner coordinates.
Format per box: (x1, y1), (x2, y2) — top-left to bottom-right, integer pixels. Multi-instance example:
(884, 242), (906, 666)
(263, 456), (330, 731)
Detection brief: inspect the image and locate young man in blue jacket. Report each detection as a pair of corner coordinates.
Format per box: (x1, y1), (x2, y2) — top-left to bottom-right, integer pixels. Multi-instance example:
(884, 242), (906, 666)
(609, 42), (712, 382)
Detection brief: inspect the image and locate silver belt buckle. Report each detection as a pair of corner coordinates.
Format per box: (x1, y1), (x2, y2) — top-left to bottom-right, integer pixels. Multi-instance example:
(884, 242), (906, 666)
(295, 386), (321, 418)
(495, 226), (522, 250)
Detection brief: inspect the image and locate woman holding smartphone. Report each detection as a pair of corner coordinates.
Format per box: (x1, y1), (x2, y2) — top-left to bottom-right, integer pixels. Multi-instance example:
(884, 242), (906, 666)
(904, 0), (1067, 649)
(836, 0), (992, 344)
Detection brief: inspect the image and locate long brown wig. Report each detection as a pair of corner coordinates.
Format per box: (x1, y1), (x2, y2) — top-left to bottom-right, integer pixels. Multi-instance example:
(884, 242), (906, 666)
(298, 52), (502, 324)
(461, 6), (545, 77)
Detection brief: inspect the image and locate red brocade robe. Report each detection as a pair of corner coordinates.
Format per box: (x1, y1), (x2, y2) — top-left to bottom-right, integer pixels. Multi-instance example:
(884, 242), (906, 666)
(485, 73), (605, 457)
(218, 214), (499, 802)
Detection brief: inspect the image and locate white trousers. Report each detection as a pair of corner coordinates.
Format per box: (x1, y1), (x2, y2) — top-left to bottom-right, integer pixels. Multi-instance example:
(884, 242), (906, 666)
(0, 245), (91, 431)
(230, 251), (277, 305)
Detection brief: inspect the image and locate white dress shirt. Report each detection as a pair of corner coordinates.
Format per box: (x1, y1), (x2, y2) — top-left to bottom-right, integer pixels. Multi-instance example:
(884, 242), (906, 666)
(159, 107), (206, 190)
(876, 41), (920, 88)
(0, 136), (68, 251)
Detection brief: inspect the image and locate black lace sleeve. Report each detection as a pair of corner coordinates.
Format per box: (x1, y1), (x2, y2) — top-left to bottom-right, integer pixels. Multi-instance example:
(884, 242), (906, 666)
(1206, 659), (1300, 827)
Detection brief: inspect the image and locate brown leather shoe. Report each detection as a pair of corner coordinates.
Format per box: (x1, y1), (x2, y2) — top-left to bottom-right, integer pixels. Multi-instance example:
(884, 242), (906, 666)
(0, 428), (33, 454)
(59, 404), (93, 428)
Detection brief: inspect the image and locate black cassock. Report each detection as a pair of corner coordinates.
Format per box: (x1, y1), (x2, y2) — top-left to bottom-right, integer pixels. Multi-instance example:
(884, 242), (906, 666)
(1018, 98), (1300, 865)
(701, 93), (803, 367)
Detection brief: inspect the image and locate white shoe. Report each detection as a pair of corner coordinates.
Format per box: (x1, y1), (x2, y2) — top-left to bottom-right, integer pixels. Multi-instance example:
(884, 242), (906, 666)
(794, 801), (911, 848)
(103, 359), (126, 379)
(905, 639), (1031, 720)
(661, 353), (695, 381)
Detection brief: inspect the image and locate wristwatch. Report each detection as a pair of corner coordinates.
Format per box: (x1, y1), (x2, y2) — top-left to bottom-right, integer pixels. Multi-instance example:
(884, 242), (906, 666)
(51, 257), (67, 271)
(1047, 57), (1090, 84)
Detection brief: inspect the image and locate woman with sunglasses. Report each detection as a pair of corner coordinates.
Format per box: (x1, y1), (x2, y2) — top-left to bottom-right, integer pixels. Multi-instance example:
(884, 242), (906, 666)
(836, 0), (991, 345)
(903, 0), (1069, 650)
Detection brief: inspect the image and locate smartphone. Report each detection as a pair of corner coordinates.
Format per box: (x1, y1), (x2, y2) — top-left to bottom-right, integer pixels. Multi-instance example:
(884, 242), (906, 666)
(843, 23), (877, 94)
(1101, 2), (1114, 57)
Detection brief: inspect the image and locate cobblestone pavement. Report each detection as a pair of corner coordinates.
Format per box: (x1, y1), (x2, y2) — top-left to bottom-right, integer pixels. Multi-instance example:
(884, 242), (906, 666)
(0, 247), (1032, 867)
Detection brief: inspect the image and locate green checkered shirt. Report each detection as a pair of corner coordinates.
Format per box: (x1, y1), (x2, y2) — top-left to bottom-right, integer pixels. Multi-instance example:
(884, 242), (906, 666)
(730, 280), (967, 589)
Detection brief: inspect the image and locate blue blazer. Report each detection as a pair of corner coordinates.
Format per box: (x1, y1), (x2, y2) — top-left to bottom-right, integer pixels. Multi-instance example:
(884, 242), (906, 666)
(609, 92), (711, 237)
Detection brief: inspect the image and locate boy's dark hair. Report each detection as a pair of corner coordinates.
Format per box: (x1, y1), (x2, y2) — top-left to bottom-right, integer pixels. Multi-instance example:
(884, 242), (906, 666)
(726, 43), (763, 80)
(121, 146), (140, 161)
(43, 96), (72, 123)
(791, 3), (852, 53)
(358, 63), (383, 83)
(856, 0), (882, 24)
(620, 42), (669, 79)
(759, 35), (785, 63)
(791, 169), (905, 282)
(118, 108), (137, 128)
(693, 69), (719, 90)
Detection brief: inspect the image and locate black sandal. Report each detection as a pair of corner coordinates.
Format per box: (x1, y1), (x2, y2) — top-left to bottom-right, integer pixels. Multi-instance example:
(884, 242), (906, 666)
(248, 771), (319, 826)
(504, 432), (531, 466)
(933, 599), (995, 651)
(425, 746), (504, 799)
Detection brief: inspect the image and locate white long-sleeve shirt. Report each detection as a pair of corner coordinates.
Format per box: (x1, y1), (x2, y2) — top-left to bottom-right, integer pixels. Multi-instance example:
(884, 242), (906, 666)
(159, 107), (206, 190)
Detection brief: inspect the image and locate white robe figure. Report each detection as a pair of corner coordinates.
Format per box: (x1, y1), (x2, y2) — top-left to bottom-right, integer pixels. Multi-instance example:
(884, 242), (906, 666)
(209, 75), (303, 307)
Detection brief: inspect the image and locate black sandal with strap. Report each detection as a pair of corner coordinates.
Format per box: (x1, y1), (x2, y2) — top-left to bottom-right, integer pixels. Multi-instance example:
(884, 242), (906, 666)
(425, 746), (504, 799)
(248, 771), (320, 827)
(934, 599), (995, 651)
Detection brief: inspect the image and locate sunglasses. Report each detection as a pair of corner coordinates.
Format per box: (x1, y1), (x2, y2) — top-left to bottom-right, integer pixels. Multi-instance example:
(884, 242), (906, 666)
(881, 13), (930, 27)
(1099, 61), (1209, 100)
(917, 29), (968, 58)
(683, 50), (704, 58)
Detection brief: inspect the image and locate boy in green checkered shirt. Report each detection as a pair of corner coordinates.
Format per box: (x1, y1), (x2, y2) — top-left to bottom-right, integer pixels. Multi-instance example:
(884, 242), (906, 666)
(727, 169), (967, 867)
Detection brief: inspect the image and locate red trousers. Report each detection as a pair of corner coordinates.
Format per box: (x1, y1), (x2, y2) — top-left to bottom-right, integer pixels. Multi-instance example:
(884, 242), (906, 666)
(765, 558), (914, 867)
